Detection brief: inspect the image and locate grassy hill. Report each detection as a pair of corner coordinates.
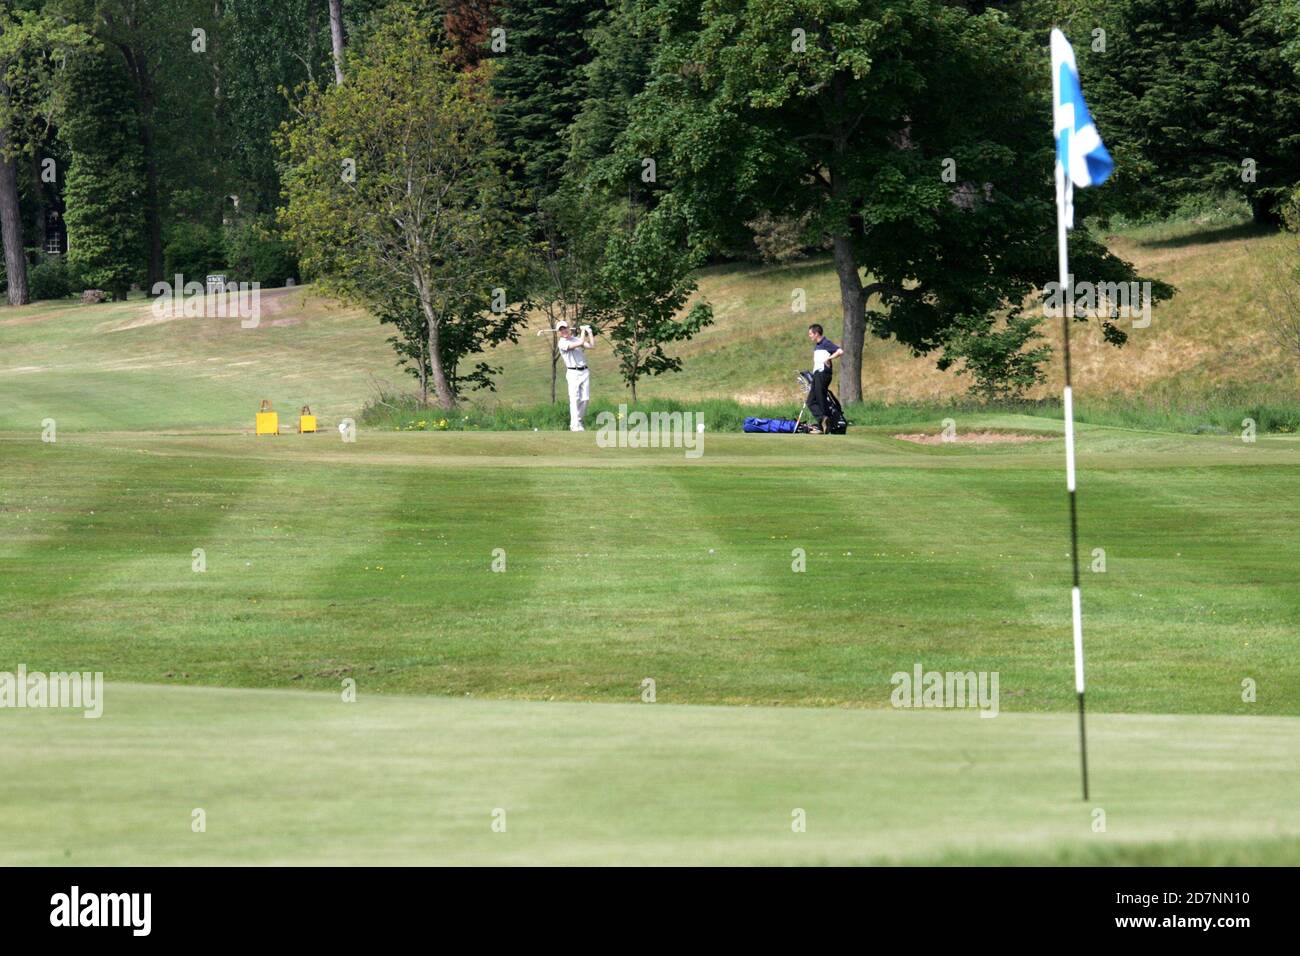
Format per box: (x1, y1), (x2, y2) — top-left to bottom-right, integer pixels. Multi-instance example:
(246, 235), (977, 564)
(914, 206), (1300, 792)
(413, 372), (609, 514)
(0, 216), (1295, 432)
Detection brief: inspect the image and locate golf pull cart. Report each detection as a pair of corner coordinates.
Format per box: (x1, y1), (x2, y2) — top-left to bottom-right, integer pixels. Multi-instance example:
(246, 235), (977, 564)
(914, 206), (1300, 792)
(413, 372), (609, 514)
(794, 370), (849, 434)
(741, 372), (850, 434)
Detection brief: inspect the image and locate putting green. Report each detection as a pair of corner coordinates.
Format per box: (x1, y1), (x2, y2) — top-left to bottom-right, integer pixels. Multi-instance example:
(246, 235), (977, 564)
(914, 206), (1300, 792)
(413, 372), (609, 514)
(1, 683), (1295, 866)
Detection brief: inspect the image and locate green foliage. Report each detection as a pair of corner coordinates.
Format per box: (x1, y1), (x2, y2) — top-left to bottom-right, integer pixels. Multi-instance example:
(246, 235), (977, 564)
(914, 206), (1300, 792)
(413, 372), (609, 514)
(223, 215), (299, 286)
(163, 221), (225, 283)
(27, 257), (72, 300)
(59, 47), (146, 299)
(492, 0), (603, 199)
(278, 2), (530, 409)
(937, 310), (1051, 399)
(0, 4), (90, 154)
(1068, 0), (1300, 224)
(566, 0), (653, 179)
(613, 0), (1166, 398)
(219, 0), (334, 211)
(587, 202), (714, 400)
(746, 210), (815, 263)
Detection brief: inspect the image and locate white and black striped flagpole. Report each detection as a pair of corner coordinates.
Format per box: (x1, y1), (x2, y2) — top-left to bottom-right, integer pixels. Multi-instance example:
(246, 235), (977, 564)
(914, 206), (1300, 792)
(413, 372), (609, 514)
(1055, 162), (1090, 801)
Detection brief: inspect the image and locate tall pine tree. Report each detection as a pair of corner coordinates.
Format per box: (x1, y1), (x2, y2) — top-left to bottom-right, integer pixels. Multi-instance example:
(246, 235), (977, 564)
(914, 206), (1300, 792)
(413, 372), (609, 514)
(492, 0), (603, 200)
(1069, 0), (1300, 224)
(566, 0), (653, 180)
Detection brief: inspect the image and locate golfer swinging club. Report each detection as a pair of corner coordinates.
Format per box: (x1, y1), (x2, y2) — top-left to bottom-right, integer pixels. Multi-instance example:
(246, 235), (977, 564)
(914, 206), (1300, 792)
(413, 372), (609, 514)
(807, 323), (843, 434)
(557, 319), (595, 431)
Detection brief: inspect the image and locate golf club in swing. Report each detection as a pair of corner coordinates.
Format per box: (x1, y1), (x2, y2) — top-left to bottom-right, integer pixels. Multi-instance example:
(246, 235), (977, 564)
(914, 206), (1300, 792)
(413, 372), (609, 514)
(536, 324), (601, 344)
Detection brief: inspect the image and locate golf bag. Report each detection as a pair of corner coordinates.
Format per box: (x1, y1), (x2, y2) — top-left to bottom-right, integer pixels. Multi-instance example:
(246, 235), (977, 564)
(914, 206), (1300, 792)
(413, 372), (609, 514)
(798, 371), (849, 434)
(743, 417), (800, 433)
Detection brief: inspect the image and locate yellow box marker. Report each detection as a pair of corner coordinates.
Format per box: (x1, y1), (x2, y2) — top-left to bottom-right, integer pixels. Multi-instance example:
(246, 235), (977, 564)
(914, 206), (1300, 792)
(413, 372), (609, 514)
(255, 399), (279, 437)
(298, 405), (317, 434)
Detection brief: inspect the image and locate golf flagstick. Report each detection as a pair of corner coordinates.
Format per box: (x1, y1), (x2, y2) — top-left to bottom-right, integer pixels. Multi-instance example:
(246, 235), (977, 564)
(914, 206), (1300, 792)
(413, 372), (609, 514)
(1051, 28), (1112, 801)
(1056, 162), (1089, 801)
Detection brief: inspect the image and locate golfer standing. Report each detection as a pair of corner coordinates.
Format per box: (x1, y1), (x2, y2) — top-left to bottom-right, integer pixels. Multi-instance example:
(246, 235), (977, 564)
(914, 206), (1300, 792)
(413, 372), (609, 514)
(557, 320), (595, 431)
(807, 324), (844, 433)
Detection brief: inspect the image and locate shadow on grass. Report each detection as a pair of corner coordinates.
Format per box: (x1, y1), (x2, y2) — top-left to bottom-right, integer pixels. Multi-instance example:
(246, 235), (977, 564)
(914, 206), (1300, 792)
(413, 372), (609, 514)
(1132, 220), (1274, 250)
(697, 255), (834, 282)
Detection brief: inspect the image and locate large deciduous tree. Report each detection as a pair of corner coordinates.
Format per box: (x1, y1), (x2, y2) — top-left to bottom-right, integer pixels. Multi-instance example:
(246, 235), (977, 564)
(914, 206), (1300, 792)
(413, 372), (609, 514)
(279, 2), (528, 409)
(613, 0), (1162, 401)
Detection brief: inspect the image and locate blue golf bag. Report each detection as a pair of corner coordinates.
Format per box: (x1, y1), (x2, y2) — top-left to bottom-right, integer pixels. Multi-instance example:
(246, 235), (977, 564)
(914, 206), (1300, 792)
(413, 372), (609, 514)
(743, 417), (799, 433)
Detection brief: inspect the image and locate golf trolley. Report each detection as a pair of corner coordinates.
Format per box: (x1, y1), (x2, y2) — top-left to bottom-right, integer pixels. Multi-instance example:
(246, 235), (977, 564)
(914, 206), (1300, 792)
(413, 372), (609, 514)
(794, 370), (849, 435)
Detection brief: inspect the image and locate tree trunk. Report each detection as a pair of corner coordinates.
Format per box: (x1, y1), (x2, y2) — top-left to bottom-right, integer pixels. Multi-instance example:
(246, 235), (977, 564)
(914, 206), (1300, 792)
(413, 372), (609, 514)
(425, 320), (455, 410)
(0, 124), (28, 306)
(416, 287), (456, 410)
(826, 76), (865, 403)
(419, 338), (430, 407)
(329, 0), (346, 85)
(831, 233), (865, 403)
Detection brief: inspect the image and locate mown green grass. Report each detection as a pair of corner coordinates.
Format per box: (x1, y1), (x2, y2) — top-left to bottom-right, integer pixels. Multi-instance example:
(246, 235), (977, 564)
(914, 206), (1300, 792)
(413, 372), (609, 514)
(2, 684), (1295, 865)
(2, 425), (1295, 714)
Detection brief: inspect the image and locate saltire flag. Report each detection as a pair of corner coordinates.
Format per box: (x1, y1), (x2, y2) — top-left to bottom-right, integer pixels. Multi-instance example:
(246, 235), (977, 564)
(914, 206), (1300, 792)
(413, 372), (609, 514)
(1049, 27), (1114, 801)
(1051, 28), (1113, 227)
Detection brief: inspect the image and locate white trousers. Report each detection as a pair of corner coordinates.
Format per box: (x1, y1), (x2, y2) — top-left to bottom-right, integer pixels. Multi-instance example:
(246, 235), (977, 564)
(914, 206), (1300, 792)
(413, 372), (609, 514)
(566, 367), (590, 431)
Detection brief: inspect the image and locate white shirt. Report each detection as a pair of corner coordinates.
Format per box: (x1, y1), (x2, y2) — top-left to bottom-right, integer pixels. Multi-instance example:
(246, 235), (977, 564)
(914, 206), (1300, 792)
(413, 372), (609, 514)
(558, 335), (587, 369)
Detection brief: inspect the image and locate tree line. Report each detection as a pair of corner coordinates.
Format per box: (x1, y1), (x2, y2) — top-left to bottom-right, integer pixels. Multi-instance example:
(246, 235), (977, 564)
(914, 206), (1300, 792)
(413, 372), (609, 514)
(2, 0), (1298, 407)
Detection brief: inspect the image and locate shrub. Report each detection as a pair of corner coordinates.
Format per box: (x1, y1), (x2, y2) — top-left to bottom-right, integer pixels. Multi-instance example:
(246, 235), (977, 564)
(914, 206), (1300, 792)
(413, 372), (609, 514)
(28, 259), (73, 301)
(163, 222), (225, 285)
(224, 217), (299, 287)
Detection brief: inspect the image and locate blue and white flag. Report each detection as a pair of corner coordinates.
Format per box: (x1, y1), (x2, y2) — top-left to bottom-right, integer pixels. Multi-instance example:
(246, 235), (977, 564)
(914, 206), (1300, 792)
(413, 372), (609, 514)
(1051, 28), (1112, 227)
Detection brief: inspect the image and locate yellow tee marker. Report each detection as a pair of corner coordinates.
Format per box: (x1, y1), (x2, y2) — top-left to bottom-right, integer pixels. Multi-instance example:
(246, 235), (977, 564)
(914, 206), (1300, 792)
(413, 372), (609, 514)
(255, 399), (279, 437)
